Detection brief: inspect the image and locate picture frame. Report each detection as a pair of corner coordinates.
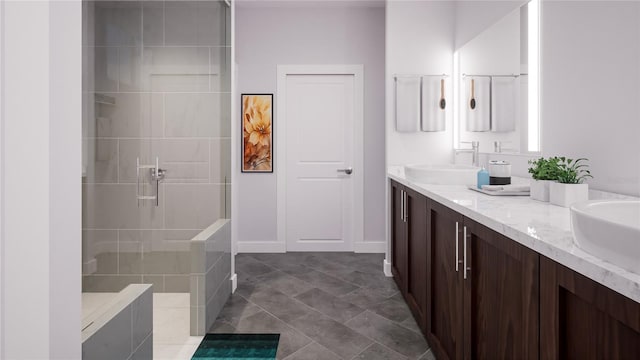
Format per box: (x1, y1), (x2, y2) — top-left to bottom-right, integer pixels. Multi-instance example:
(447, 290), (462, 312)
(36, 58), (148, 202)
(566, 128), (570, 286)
(241, 93), (274, 173)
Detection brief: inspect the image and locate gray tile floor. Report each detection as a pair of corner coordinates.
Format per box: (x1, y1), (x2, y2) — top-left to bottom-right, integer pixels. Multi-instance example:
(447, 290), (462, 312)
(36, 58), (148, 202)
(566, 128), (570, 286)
(210, 252), (436, 360)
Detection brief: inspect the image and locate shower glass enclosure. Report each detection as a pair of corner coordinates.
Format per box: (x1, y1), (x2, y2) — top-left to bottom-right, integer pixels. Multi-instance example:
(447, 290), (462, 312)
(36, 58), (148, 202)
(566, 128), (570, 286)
(82, 0), (231, 300)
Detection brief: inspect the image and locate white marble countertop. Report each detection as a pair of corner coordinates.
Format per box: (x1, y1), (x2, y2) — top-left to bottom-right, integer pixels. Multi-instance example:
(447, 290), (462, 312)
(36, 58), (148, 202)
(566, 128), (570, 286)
(388, 166), (640, 303)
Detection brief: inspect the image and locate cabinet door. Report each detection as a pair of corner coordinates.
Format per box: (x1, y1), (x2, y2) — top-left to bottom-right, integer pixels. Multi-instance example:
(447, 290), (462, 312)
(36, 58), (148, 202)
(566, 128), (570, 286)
(426, 200), (464, 360)
(462, 217), (539, 360)
(390, 180), (407, 293)
(404, 187), (428, 331)
(540, 256), (640, 360)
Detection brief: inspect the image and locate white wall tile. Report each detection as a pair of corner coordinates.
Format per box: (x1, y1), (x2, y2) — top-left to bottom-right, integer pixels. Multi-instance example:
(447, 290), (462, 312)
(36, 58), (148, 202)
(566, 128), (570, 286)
(81, 306), (133, 360)
(94, 1), (142, 46)
(142, 2), (164, 46)
(161, 137), (211, 182)
(163, 163), (210, 183)
(210, 138), (231, 184)
(210, 46), (224, 92)
(118, 46), (142, 92)
(142, 47), (210, 92)
(164, 1), (224, 46)
(96, 139), (118, 182)
(82, 275), (143, 293)
(94, 47), (118, 92)
(82, 184), (164, 229)
(120, 229), (199, 253)
(82, 229), (118, 262)
(119, 138), (211, 183)
(95, 93), (163, 138)
(164, 184), (221, 229)
(97, 93), (142, 137)
(118, 139), (145, 183)
(219, 93), (231, 137)
(162, 139), (209, 162)
(140, 93), (165, 137)
(152, 74), (211, 93)
(164, 93), (221, 137)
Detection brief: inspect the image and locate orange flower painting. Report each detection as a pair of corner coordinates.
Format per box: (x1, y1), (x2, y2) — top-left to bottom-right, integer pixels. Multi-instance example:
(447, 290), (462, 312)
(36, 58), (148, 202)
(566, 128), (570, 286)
(242, 94), (273, 172)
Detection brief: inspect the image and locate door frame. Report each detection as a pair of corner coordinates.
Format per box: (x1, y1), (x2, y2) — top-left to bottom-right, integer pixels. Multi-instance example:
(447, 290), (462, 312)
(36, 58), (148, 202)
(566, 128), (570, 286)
(276, 64), (364, 252)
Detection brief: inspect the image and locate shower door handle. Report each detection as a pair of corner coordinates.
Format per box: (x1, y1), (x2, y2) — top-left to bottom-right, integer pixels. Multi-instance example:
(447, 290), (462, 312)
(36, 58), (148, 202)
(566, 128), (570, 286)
(150, 158), (166, 207)
(137, 157), (164, 207)
(151, 168), (167, 181)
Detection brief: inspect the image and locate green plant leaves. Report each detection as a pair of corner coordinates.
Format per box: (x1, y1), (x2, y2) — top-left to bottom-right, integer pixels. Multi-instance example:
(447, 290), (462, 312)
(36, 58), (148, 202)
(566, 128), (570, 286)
(528, 157), (560, 181)
(527, 157), (593, 184)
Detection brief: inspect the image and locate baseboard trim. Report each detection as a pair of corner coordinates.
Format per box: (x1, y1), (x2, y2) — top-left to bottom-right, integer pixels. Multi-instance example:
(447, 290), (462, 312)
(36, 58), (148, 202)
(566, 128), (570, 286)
(353, 242), (386, 253)
(236, 241), (385, 254)
(230, 273), (237, 293)
(236, 241), (286, 253)
(383, 259), (392, 277)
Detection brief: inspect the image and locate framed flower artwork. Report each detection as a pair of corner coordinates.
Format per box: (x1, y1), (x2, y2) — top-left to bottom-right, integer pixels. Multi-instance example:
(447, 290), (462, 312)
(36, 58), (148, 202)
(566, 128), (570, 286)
(241, 94), (273, 173)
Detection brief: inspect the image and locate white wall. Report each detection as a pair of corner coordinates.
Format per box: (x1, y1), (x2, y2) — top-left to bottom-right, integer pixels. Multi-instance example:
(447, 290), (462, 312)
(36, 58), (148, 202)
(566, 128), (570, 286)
(386, 0), (455, 167)
(454, 0), (527, 49)
(541, 1), (640, 197)
(1, 1), (82, 358)
(0, 0), (3, 354)
(235, 4), (386, 251)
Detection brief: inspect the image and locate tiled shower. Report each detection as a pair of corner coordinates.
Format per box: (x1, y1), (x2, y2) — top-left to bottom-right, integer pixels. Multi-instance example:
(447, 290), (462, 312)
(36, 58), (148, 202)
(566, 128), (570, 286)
(81, 0), (232, 343)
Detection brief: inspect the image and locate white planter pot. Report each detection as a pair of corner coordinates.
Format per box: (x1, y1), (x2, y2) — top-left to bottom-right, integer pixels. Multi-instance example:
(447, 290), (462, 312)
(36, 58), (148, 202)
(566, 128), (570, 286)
(530, 179), (554, 202)
(549, 182), (589, 208)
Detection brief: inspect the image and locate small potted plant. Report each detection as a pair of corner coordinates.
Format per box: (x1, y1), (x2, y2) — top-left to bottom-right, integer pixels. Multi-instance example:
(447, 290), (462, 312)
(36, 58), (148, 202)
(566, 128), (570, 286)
(549, 157), (593, 207)
(527, 157), (560, 202)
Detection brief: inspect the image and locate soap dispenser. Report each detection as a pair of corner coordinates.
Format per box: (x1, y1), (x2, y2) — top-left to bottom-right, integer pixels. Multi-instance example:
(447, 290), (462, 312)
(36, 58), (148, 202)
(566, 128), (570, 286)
(477, 167), (490, 189)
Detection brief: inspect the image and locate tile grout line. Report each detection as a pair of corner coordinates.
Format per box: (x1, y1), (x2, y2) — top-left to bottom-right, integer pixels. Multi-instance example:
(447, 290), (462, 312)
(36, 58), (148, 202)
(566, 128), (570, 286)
(348, 341), (410, 360)
(232, 293), (317, 352)
(235, 255), (427, 357)
(343, 309), (429, 359)
(283, 341), (344, 360)
(244, 254), (377, 297)
(116, 229), (120, 274)
(247, 254), (396, 300)
(237, 258), (399, 359)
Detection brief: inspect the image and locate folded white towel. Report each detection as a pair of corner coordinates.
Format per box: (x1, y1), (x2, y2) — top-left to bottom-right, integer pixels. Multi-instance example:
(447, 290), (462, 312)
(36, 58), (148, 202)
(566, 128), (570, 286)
(465, 76), (491, 132)
(421, 76), (446, 132)
(482, 184), (530, 192)
(395, 77), (421, 132)
(491, 77), (520, 132)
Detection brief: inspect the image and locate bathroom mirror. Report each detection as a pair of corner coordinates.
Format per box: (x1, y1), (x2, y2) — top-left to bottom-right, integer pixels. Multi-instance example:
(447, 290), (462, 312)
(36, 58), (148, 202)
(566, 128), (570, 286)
(453, 0), (539, 154)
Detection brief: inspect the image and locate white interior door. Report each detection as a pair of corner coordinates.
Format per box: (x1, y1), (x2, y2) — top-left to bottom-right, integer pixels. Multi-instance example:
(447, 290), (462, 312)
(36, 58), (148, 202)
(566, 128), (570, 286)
(284, 74), (357, 251)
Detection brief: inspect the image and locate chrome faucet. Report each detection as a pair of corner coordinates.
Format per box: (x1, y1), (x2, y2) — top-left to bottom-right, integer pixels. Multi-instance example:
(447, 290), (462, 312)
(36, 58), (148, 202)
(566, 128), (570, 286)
(455, 141), (480, 167)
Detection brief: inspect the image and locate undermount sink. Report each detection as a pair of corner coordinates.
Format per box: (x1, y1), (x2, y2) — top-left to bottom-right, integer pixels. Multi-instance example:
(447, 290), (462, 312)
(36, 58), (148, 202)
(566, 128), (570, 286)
(571, 200), (640, 274)
(404, 164), (480, 185)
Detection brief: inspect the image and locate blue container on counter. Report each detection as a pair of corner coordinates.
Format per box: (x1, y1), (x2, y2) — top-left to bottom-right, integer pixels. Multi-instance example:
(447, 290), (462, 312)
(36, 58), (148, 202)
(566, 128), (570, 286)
(477, 167), (490, 189)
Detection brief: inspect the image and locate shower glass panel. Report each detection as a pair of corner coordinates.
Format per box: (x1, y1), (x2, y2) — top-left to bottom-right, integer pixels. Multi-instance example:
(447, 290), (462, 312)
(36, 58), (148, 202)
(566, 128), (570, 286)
(82, 0), (231, 296)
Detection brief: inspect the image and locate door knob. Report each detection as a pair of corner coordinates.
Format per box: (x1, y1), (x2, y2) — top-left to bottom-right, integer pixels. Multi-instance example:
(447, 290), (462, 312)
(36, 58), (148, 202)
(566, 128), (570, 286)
(337, 167), (353, 175)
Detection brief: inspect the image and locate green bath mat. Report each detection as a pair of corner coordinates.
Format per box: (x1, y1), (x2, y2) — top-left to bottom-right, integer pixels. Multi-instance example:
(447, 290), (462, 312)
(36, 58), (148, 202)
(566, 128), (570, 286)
(192, 334), (280, 360)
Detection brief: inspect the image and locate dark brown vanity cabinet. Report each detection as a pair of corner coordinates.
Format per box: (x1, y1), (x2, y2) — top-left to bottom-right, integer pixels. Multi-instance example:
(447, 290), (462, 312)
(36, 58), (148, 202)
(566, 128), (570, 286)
(460, 217), (539, 360)
(425, 200), (539, 360)
(390, 180), (407, 293)
(540, 256), (640, 359)
(391, 180), (539, 359)
(390, 179), (640, 360)
(390, 181), (428, 330)
(425, 200), (464, 359)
